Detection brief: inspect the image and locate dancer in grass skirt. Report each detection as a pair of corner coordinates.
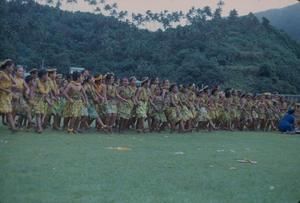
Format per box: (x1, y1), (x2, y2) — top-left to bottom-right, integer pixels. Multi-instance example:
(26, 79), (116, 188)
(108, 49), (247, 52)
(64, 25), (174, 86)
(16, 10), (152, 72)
(0, 60), (294, 134)
(135, 78), (151, 133)
(150, 86), (167, 132)
(82, 76), (106, 131)
(168, 84), (185, 133)
(34, 69), (52, 133)
(179, 86), (194, 132)
(12, 65), (32, 128)
(0, 59), (17, 132)
(62, 74), (72, 130)
(127, 76), (138, 129)
(105, 73), (127, 133)
(63, 71), (87, 134)
(94, 75), (107, 120)
(46, 68), (61, 130)
(118, 77), (136, 132)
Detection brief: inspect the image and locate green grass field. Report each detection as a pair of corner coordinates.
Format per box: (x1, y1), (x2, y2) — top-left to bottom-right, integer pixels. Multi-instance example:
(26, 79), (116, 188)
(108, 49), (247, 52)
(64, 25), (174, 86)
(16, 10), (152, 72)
(0, 129), (300, 203)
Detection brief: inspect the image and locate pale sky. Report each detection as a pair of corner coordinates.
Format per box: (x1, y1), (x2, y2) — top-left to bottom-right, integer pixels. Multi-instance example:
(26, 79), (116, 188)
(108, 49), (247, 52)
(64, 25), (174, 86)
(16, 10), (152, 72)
(62, 0), (297, 16)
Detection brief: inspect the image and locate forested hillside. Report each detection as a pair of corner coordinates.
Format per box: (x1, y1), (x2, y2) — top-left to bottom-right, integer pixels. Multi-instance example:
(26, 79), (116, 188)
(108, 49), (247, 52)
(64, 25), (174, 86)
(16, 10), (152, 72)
(1, 0), (300, 93)
(256, 3), (300, 41)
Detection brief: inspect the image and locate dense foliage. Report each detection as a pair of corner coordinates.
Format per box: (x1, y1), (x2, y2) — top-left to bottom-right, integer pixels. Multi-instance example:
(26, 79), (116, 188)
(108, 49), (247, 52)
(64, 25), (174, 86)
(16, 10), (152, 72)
(1, 0), (300, 93)
(256, 3), (300, 42)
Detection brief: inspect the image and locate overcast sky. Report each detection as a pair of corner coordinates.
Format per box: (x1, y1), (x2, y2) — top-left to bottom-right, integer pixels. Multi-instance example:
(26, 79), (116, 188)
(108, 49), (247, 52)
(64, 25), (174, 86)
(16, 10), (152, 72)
(62, 0), (297, 15)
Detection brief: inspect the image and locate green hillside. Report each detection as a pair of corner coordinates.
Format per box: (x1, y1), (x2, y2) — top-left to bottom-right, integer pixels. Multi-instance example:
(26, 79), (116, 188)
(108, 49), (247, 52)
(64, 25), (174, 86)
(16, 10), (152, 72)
(256, 3), (300, 42)
(1, 0), (300, 93)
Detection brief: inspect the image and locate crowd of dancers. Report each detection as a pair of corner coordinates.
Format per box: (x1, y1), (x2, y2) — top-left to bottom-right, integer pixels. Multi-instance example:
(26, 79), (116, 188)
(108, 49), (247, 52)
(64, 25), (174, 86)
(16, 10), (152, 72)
(0, 59), (298, 134)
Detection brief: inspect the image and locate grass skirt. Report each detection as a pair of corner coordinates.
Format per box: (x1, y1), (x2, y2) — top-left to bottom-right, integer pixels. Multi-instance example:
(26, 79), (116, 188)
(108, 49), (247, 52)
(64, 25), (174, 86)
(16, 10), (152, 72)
(153, 111), (167, 122)
(12, 93), (29, 115)
(33, 97), (48, 115)
(64, 99), (83, 118)
(106, 100), (118, 114)
(181, 105), (193, 122)
(197, 107), (210, 122)
(118, 100), (134, 119)
(0, 93), (12, 113)
(136, 101), (148, 118)
(167, 107), (181, 123)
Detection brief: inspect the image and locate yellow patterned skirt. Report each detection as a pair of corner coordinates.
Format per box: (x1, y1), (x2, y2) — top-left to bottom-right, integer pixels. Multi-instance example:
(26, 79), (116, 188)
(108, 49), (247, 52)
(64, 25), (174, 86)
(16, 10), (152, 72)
(181, 105), (193, 122)
(230, 109), (240, 119)
(0, 92), (12, 113)
(63, 99), (83, 118)
(136, 101), (148, 118)
(12, 93), (30, 115)
(167, 106), (181, 123)
(210, 110), (220, 122)
(118, 100), (134, 119)
(164, 107), (172, 121)
(33, 96), (48, 115)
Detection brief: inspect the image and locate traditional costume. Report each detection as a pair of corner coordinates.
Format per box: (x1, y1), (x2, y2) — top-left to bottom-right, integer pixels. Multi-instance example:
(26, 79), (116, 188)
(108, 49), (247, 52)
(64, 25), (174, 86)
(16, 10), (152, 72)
(136, 87), (150, 119)
(34, 79), (50, 115)
(106, 84), (118, 114)
(0, 71), (13, 113)
(118, 86), (135, 119)
(12, 77), (29, 115)
(64, 81), (83, 118)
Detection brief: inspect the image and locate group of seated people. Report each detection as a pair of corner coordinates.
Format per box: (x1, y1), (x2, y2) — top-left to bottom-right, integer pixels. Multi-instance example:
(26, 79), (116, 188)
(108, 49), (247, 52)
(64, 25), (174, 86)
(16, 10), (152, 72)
(0, 59), (299, 134)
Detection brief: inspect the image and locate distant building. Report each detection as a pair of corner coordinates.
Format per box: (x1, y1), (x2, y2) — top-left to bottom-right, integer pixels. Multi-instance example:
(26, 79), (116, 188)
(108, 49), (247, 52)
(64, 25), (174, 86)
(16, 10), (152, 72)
(69, 67), (85, 74)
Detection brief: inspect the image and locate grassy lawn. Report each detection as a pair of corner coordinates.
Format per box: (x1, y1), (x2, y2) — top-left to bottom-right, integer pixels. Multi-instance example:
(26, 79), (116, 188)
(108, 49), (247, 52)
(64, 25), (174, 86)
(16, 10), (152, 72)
(0, 129), (299, 203)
